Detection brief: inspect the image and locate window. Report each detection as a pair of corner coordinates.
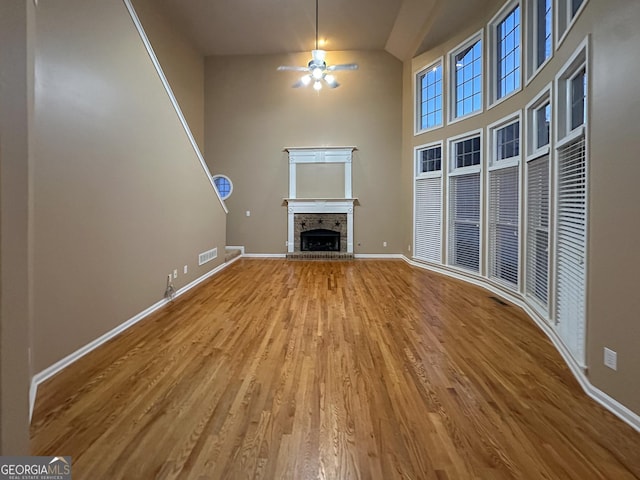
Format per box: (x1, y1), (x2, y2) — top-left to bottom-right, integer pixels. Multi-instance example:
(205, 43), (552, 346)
(417, 145), (442, 174)
(557, 0), (588, 46)
(570, 68), (587, 130)
(454, 137), (481, 168)
(555, 38), (587, 142)
(212, 174), (233, 200)
(526, 0), (552, 80)
(497, 6), (521, 99)
(416, 61), (443, 132)
(536, 103), (551, 148)
(525, 155), (550, 311)
(496, 122), (520, 161)
(449, 32), (483, 121)
(488, 1), (521, 105)
(448, 131), (482, 273)
(415, 142), (443, 263)
(526, 85), (551, 159)
(554, 39), (588, 365)
(487, 115), (521, 289)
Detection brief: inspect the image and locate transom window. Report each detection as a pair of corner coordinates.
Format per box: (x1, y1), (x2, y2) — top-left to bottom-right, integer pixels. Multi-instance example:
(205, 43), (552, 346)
(497, 6), (521, 99)
(570, 68), (587, 130)
(496, 121), (520, 161)
(417, 145), (442, 174)
(454, 136), (481, 168)
(555, 39), (587, 142)
(536, 102), (551, 149)
(417, 62), (443, 132)
(450, 34), (483, 120)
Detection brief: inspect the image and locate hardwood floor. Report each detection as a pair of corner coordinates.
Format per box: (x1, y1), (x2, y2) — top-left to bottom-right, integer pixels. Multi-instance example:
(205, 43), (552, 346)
(31, 259), (640, 479)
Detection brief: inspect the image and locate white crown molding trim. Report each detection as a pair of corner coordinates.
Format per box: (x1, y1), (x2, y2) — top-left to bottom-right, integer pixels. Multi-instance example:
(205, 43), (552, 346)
(29, 258), (233, 422)
(122, 0), (228, 214)
(401, 255), (640, 433)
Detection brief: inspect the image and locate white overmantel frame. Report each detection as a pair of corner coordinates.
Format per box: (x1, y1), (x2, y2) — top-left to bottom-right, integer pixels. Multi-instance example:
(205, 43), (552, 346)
(283, 147), (357, 254)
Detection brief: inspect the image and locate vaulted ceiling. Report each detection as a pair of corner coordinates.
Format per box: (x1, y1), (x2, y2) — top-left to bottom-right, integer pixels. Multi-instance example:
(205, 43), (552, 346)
(153, 0), (502, 60)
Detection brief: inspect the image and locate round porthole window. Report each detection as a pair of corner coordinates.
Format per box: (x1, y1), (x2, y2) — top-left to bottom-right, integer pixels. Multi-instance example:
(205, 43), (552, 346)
(212, 174), (233, 200)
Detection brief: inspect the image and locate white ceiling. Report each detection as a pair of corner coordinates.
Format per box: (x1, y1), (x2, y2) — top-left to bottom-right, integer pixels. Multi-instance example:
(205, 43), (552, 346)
(153, 0), (501, 60)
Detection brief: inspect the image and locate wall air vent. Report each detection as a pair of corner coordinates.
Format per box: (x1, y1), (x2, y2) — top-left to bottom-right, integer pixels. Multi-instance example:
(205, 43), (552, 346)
(198, 247), (217, 266)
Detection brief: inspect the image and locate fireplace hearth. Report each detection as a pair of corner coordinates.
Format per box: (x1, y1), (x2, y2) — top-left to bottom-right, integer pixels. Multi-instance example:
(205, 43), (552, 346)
(301, 229), (340, 252)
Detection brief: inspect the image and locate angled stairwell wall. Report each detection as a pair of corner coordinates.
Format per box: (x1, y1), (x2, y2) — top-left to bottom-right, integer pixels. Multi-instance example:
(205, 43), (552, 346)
(31, 0), (226, 377)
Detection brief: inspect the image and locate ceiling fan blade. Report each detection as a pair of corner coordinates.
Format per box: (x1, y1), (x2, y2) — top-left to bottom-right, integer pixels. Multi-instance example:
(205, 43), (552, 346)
(277, 66), (309, 72)
(327, 79), (340, 89)
(327, 64), (359, 71)
(292, 79), (307, 88)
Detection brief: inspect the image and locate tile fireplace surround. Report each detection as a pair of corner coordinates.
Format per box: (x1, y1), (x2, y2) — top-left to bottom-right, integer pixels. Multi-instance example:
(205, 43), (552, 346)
(284, 147), (357, 254)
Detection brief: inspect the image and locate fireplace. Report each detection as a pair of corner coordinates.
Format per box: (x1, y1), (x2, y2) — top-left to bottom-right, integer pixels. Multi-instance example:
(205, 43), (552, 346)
(301, 229), (340, 252)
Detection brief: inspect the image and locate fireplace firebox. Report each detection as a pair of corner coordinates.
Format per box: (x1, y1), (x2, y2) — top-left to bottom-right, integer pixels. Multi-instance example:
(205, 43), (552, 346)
(301, 229), (340, 252)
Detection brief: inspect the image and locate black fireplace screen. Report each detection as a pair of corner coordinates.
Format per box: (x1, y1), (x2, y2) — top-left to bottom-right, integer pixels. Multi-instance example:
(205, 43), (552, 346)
(300, 229), (340, 252)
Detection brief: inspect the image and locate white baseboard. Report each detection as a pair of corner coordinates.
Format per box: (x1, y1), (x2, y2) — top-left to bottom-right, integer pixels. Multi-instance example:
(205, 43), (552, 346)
(29, 259), (232, 422)
(354, 253), (404, 259)
(242, 253), (287, 258)
(401, 255), (640, 433)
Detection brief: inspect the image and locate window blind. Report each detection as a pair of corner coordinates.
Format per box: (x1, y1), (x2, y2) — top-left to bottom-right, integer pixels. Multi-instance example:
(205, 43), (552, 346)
(415, 177), (442, 263)
(488, 166), (519, 289)
(526, 156), (550, 310)
(555, 136), (586, 364)
(449, 173), (481, 272)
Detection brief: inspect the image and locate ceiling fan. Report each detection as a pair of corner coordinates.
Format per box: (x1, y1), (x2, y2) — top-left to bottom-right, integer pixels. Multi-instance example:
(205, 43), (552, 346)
(277, 0), (358, 90)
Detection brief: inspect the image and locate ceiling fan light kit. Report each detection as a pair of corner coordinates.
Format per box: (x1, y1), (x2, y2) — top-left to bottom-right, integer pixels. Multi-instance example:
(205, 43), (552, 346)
(277, 0), (358, 90)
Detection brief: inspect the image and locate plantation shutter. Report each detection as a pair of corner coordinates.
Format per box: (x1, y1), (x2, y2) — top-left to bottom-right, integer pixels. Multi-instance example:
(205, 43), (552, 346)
(415, 177), (442, 263)
(526, 156), (550, 310)
(449, 173), (481, 272)
(488, 166), (519, 289)
(555, 137), (586, 364)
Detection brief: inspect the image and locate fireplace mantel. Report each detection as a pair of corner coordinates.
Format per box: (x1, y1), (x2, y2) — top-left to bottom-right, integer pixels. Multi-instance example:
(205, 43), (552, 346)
(284, 147), (358, 254)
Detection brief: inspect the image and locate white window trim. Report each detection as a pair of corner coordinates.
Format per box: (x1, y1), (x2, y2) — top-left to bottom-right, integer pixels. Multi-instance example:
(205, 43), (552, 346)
(556, 0), (589, 49)
(212, 174), (233, 200)
(554, 36), (589, 146)
(525, 0), (554, 85)
(487, 111), (523, 169)
(448, 30), (484, 125)
(414, 57), (445, 135)
(487, 0), (523, 109)
(525, 82), (553, 161)
(415, 140), (444, 179)
(447, 128), (484, 176)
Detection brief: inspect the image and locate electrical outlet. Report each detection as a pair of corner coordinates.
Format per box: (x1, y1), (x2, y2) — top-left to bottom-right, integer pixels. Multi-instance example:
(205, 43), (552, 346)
(408, 244), (411, 251)
(604, 347), (617, 370)
(173, 269), (178, 279)
(383, 241), (387, 247)
(246, 210), (251, 217)
(183, 265), (188, 274)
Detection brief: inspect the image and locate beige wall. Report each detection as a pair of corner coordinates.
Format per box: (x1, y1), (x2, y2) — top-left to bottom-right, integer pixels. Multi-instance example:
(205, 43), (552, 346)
(402, 0), (640, 415)
(0, 0), (34, 454)
(204, 51), (403, 254)
(32, 0), (226, 372)
(131, 0), (206, 153)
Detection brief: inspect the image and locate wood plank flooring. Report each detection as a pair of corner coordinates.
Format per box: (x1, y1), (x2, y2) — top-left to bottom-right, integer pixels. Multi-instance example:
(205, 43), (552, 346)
(31, 259), (640, 479)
